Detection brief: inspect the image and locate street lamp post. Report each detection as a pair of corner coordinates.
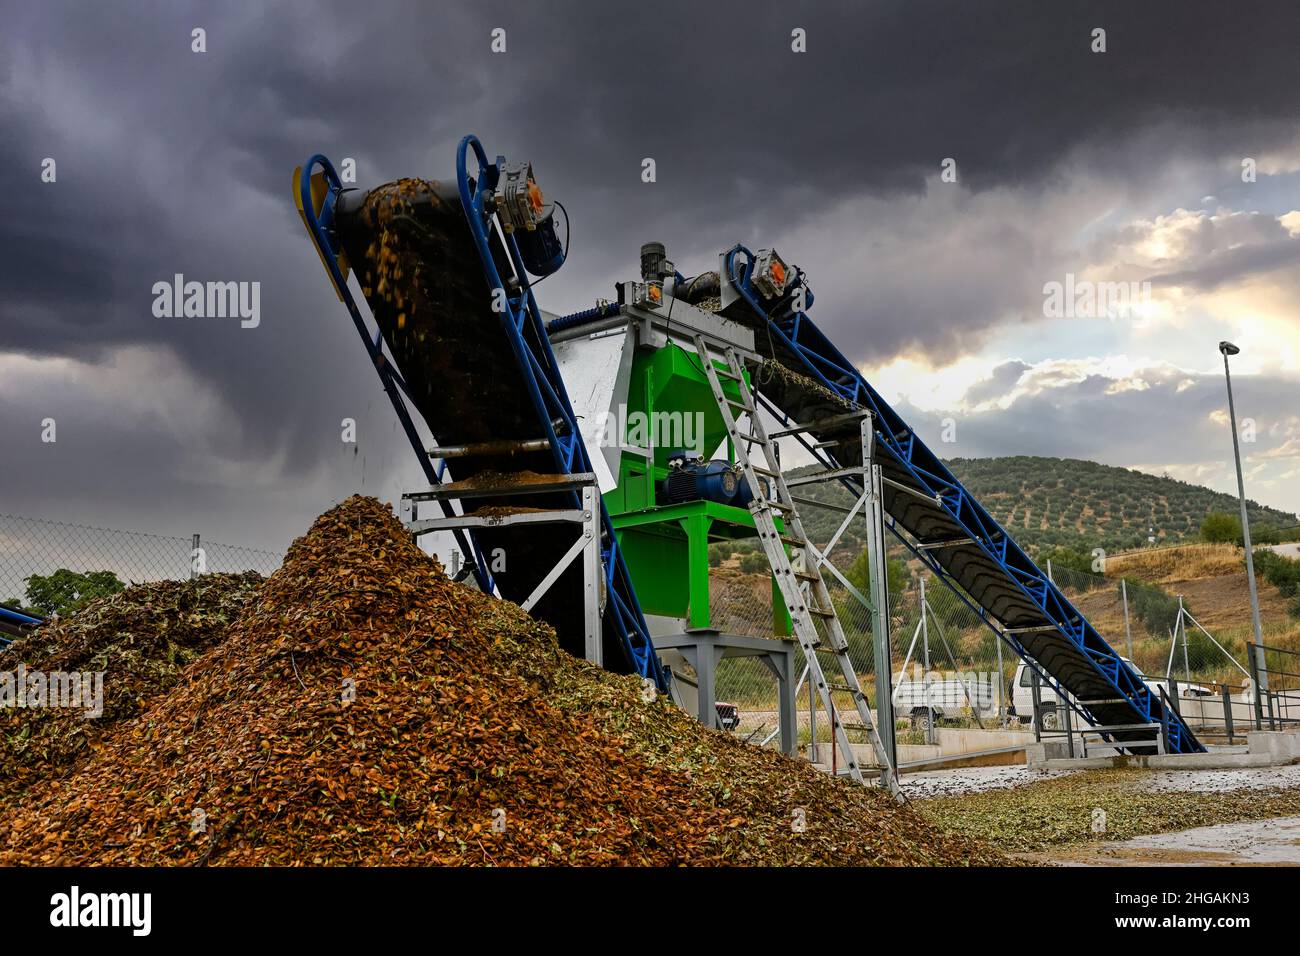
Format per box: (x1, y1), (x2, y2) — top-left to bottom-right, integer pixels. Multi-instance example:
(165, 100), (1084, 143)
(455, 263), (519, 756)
(1219, 341), (1268, 705)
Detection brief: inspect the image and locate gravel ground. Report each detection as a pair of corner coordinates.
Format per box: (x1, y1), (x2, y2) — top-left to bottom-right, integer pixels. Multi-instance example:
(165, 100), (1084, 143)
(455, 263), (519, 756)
(1136, 763), (1300, 793)
(1036, 815), (1300, 866)
(902, 761), (1300, 800)
(902, 765), (1071, 798)
(915, 765), (1300, 853)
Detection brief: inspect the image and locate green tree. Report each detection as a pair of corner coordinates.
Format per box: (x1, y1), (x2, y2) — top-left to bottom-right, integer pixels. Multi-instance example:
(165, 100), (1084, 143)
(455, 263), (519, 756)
(1039, 546), (1094, 576)
(21, 569), (125, 617)
(1253, 549), (1300, 618)
(843, 551), (907, 609)
(1201, 512), (1241, 545)
(1120, 576), (1182, 636)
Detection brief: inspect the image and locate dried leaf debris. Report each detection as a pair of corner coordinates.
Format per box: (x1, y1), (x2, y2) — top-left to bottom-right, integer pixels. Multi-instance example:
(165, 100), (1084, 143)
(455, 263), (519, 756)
(0, 573), (262, 798)
(0, 497), (1001, 866)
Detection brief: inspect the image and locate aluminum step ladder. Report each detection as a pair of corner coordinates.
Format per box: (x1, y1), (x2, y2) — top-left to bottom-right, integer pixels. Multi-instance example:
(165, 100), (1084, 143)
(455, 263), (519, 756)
(693, 336), (899, 794)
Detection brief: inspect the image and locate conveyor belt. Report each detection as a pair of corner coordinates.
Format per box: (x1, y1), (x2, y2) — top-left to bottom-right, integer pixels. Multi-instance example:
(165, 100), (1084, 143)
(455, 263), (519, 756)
(295, 140), (665, 690)
(715, 245), (1203, 754)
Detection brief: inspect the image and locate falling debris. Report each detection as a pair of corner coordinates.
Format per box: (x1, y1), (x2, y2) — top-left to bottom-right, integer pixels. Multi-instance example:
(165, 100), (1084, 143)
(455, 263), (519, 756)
(0, 573), (262, 798)
(0, 497), (1002, 866)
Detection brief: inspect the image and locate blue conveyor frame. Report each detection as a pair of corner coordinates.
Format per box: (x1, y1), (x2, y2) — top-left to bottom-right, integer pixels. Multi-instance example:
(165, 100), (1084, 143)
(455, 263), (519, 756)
(722, 245), (1203, 754)
(298, 140), (666, 691)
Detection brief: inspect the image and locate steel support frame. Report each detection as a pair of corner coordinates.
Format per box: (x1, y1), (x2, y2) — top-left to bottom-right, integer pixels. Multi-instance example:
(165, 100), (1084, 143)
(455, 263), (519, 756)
(653, 631), (798, 756)
(403, 480), (604, 666)
(781, 413), (900, 774)
(757, 391), (1099, 739)
(693, 336), (898, 792)
(726, 245), (1201, 753)
(860, 417), (898, 772)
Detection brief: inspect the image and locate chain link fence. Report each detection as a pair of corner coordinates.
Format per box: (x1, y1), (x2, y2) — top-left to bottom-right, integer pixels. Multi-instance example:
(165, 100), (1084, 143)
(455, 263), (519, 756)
(0, 513), (283, 614)
(1044, 558), (1300, 737)
(702, 514), (1300, 764)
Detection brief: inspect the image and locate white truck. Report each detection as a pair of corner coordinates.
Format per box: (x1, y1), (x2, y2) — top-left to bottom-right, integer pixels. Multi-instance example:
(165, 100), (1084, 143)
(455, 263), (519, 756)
(1010, 659), (1212, 730)
(891, 672), (999, 732)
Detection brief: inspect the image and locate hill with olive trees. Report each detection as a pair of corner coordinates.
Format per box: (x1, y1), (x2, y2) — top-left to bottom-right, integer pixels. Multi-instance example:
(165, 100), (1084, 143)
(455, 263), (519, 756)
(789, 455), (1297, 557)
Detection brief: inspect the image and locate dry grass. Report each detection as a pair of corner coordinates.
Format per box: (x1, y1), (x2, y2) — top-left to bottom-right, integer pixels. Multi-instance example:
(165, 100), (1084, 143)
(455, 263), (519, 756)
(1068, 542), (1300, 683)
(1107, 543), (1244, 584)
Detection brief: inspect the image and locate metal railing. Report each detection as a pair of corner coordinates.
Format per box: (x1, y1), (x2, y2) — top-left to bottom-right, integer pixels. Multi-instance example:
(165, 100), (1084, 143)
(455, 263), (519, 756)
(1247, 642), (1300, 731)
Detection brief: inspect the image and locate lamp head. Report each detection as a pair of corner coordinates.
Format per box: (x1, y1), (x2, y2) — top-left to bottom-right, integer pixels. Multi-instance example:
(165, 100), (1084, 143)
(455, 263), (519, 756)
(1219, 341), (1240, 356)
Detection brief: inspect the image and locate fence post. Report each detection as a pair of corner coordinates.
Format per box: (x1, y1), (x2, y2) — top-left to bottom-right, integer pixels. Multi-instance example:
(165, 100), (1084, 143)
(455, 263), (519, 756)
(1221, 683), (1234, 744)
(808, 666), (816, 763)
(920, 577), (935, 745)
(1178, 597), (1191, 684)
(1121, 578), (1134, 660)
(1030, 669), (1043, 744)
(1062, 696), (1074, 758)
(995, 632), (1006, 726)
(1248, 643), (1264, 731)
(190, 533), (200, 580)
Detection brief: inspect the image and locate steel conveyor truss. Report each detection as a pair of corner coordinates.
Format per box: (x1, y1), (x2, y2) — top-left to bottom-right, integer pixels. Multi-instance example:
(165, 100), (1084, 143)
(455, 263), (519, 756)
(718, 245), (1203, 754)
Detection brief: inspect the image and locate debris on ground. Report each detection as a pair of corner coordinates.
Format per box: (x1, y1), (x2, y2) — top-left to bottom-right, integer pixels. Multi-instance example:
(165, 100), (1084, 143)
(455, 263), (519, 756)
(0, 573), (262, 798)
(1031, 815), (1300, 866)
(0, 496), (1002, 866)
(901, 765), (1072, 799)
(918, 767), (1300, 852)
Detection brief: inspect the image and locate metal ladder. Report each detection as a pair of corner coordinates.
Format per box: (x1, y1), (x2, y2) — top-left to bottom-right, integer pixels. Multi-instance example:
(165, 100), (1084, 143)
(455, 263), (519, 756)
(693, 337), (898, 793)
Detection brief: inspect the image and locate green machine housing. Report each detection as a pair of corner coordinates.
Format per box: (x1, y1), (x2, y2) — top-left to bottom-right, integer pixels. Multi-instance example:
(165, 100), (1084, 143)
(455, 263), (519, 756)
(547, 287), (791, 638)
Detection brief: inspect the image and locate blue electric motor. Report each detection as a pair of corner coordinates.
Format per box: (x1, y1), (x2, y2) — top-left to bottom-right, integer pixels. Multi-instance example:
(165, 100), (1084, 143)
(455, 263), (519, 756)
(660, 451), (755, 507)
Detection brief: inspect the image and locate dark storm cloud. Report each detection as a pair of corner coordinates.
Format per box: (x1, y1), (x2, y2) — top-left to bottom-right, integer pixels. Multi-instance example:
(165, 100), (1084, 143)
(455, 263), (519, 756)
(1148, 237), (1300, 292)
(903, 367), (1299, 480)
(4, 0), (1300, 545)
(963, 360), (1031, 406)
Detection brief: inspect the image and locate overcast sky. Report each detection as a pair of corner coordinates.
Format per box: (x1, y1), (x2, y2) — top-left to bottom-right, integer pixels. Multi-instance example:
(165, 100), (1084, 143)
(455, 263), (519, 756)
(3, 0), (1300, 558)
